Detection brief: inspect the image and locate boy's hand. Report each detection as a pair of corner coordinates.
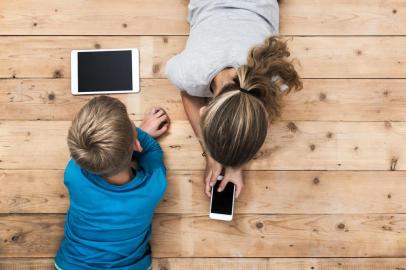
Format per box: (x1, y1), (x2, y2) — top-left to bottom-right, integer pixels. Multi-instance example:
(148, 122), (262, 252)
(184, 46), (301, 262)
(140, 107), (170, 138)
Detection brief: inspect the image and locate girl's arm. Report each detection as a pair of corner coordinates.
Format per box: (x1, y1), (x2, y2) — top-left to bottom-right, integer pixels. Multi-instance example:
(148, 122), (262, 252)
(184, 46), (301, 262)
(180, 91), (206, 144)
(181, 91), (224, 196)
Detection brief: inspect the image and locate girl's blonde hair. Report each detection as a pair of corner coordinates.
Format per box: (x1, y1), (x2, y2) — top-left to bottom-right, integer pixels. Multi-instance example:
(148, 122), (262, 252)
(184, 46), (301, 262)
(200, 37), (302, 167)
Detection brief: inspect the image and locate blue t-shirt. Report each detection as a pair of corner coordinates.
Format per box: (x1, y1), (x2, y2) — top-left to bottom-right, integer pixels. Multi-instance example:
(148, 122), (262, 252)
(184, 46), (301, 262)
(55, 128), (167, 270)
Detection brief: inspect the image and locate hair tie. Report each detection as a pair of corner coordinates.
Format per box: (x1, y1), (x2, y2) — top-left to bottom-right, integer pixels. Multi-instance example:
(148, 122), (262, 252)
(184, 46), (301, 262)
(239, 87), (258, 99)
(239, 87), (251, 94)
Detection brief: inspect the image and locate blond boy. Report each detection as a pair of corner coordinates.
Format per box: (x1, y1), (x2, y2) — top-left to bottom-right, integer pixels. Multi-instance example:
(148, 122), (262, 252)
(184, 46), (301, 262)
(55, 96), (169, 270)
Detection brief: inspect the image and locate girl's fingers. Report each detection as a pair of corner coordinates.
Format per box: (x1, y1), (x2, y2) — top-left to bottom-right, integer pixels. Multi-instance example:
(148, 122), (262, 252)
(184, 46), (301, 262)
(217, 177), (230, 192)
(205, 170), (213, 197)
(205, 181), (212, 197)
(235, 183), (243, 198)
(218, 178), (242, 197)
(209, 168), (221, 188)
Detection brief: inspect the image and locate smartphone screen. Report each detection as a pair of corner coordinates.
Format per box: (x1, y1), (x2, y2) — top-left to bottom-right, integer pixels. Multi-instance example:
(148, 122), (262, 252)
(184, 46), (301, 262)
(211, 180), (235, 215)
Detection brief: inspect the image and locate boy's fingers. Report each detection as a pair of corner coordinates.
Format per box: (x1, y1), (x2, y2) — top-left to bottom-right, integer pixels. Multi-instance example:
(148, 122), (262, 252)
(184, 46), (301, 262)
(158, 123), (169, 134)
(165, 113), (171, 124)
(154, 109), (165, 118)
(150, 107), (160, 115)
(158, 114), (169, 123)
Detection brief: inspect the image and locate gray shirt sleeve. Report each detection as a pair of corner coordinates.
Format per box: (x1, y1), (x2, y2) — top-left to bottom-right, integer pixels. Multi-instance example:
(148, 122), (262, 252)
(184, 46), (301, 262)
(165, 55), (186, 92)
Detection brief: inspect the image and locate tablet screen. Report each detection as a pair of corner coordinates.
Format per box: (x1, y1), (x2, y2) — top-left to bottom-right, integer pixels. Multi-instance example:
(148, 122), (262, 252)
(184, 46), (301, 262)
(78, 50), (133, 92)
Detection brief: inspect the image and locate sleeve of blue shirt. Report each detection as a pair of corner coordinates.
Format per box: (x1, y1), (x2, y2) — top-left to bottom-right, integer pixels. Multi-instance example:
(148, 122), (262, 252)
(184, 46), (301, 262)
(133, 127), (166, 174)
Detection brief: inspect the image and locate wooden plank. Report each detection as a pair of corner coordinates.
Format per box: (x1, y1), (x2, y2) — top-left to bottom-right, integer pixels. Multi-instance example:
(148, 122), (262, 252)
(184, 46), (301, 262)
(0, 0), (405, 35)
(1, 37), (406, 79)
(2, 170), (406, 215)
(0, 36), (184, 79)
(1, 120), (405, 171)
(0, 258), (54, 270)
(0, 0), (189, 36)
(2, 79), (406, 121)
(155, 214), (406, 257)
(1, 214), (406, 257)
(280, 0), (406, 36)
(0, 215), (64, 258)
(0, 170), (68, 214)
(282, 79), (406, 122)
(2, 257), (406, 270)
(155, 258), (406, 270)
(0, 79), (185, 121)
(290, 36), (406, 79)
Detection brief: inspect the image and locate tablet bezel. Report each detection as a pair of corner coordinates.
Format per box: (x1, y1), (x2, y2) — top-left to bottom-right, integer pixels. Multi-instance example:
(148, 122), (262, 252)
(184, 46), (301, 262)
(71, 48), (140, 95)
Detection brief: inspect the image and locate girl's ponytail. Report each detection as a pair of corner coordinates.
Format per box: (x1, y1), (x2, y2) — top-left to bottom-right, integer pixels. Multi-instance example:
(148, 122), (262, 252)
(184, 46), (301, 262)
(236, 37), (302, 119)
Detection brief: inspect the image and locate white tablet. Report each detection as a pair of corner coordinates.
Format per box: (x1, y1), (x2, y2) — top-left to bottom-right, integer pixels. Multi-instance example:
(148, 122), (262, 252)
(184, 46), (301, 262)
(71, 48), (139, 95)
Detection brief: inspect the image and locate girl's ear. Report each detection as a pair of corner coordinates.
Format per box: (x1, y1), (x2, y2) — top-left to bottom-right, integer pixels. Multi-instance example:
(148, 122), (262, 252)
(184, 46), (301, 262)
(134, 139), (143, 152)
(199, 106), (207, 117)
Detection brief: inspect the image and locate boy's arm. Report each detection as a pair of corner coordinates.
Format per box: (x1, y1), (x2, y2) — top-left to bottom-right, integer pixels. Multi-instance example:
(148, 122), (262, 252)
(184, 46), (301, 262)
(133, 127), (165, 171)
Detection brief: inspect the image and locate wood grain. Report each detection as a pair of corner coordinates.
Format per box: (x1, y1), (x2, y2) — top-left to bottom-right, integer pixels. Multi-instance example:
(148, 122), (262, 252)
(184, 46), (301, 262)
(1, 36), (406, 79)
(2, 79), (406, 121)
(0, 170), (68, 214)
(0, 0), (405, 35)
(0, 214), (64, 258)
(282, 79), (406, 121)
(279, 0), (406, 35)
(1, 214), (406, 257)
(156, 258), (406, 270)
(2, 0), (406, 267)
(0, 0), (189, 36)
(0, 258), (56, 270)
(2, 170), (406, 215)
(152, 214), (406, 257)
(0, 79), (185, 121)
(0, 36), (185, 79)
(2, 257), (406, 270)
(1, 120), (405, 171)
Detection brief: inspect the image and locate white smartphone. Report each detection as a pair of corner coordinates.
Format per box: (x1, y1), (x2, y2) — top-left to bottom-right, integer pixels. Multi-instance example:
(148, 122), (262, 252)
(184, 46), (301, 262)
(209, 175), (236, 221)
(71, 48), (140, 95)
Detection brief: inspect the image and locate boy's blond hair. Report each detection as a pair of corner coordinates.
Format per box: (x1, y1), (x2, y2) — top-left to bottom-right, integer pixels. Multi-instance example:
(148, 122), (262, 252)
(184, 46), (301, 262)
(67, 96), (135, 176)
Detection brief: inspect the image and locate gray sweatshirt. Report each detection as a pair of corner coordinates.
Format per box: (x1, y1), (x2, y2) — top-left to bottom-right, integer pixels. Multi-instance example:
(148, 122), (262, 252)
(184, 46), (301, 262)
(166, 0), (279, 97)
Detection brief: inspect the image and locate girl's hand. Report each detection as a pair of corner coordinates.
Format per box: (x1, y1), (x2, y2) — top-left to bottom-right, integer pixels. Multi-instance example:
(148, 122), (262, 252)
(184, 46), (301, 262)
(218, 166), (244, 198)
(204, 154), (223, 197)
(140, 107), (170, 139)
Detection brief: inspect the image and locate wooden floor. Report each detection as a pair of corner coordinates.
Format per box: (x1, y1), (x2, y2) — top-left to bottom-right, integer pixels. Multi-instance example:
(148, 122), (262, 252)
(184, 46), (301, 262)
(1, 0), (406, 269)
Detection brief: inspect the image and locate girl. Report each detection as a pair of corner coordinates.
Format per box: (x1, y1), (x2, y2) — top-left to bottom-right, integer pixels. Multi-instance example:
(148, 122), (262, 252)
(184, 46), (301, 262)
(166, 0), (302, 197)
